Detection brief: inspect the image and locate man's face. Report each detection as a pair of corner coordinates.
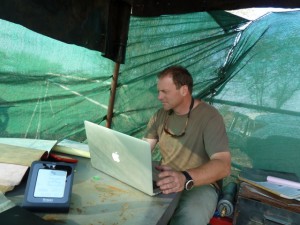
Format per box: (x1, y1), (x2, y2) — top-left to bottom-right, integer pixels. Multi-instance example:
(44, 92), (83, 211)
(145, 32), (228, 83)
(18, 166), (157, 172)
(157, 74), (183, 111)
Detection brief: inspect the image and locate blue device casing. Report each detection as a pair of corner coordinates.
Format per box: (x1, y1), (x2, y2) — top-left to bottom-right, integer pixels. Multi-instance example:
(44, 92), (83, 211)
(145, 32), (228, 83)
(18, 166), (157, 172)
(22, 161), (75, 213)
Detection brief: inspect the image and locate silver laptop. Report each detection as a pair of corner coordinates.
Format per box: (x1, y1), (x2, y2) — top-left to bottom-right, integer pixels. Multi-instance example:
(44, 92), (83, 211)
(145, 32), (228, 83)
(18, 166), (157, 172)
(84, 120), (161, 196)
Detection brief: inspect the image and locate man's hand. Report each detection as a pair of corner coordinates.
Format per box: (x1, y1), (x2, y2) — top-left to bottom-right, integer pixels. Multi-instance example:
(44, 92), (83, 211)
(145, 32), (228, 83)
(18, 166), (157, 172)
(156, 165), (186, 194)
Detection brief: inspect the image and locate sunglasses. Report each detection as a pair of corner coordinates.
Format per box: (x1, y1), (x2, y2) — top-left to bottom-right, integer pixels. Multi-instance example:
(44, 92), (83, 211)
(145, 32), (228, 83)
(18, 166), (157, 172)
(163, 98), (194, 138)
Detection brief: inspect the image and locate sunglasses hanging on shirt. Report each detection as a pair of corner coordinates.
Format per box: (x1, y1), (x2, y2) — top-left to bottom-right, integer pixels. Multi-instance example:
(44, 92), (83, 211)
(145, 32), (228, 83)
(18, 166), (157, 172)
(163, 98), (194, 138)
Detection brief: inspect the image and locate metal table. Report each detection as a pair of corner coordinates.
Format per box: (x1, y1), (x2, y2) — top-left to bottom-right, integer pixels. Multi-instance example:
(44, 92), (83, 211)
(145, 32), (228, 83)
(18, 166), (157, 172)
(6, 155), (180, 225)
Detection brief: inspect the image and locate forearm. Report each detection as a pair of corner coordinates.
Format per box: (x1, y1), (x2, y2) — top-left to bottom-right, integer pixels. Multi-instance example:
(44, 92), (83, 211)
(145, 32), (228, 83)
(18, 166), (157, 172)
(156, 151), (231, 194)
(187, 152), (231, 187)
(143, 138), (158, 152)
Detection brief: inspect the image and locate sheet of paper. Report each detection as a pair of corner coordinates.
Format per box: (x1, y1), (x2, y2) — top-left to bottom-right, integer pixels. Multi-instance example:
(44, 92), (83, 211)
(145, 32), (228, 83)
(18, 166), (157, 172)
(0, 185), (14, 193)
(257, 181), (300, 199)
(34, 169), (67, 198)
(0, 163), (28, 186)
(0, 139), (57, 193)
(0, 163), (29, 193)
(0, 138), (57, 152)
(0, 192), (15, 213)
(53, 139), (90, 158)
(267, 176), (300, 189)
(0, 143), (48, 166)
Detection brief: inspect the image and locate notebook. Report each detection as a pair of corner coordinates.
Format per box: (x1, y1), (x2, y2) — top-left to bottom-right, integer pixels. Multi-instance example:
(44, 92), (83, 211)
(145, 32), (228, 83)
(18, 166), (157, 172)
(84, 121), (161, 196)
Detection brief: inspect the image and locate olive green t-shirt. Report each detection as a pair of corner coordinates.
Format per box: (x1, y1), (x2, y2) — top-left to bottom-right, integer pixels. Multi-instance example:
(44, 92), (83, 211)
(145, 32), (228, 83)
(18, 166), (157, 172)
(144, 101), (229, 171)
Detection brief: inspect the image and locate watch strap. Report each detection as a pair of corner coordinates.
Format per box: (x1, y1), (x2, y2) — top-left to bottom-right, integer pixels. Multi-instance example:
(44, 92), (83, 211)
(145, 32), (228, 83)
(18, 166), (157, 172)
(182, 171), (192, 181)
(182, 171), (194, 190)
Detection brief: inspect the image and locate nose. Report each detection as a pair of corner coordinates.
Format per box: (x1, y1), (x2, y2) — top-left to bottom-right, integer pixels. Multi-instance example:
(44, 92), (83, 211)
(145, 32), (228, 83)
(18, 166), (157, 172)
(158, 92), (163, 101)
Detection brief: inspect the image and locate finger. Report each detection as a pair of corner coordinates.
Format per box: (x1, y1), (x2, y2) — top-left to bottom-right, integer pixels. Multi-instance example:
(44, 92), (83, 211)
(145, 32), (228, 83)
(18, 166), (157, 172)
(157, 175), (181, 189)
(158, 169), (176, 179)
(156, 165), (172, 171)
(157, 175), (171, 187)
(160, 181), (181, 194)
(155, 165), (164, 171)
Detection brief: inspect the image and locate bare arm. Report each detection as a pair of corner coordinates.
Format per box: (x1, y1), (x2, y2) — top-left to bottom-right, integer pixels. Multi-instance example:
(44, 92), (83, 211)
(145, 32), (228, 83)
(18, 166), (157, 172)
(156, 151), (231, 194)
(187, 151), (231, 186)
(143, 138), (158, 152)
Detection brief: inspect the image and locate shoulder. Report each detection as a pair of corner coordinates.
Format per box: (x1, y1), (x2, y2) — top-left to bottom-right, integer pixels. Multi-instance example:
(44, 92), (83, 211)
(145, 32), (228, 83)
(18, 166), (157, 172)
(192, 101), (225, 128)
(153, 108), (168, 119)
(148, 108), (168, 125)
(194, 100), (221, 116)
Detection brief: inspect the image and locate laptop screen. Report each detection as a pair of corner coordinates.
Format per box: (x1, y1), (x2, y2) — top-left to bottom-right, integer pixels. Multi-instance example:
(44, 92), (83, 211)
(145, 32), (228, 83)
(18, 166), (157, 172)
(84, 121), (159, 196)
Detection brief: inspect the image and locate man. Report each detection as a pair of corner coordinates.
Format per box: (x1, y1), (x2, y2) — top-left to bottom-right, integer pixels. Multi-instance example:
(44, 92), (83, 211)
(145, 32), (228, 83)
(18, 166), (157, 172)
(143, 65), (231, 225)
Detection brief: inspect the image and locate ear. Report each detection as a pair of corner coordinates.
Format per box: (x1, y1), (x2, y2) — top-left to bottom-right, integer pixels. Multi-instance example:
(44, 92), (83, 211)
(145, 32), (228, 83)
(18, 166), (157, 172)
(180, 85), (189, 96)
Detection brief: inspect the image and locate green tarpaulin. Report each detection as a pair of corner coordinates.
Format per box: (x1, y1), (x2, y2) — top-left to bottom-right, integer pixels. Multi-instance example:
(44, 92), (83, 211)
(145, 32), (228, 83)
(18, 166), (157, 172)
(0, 10), (299, 177)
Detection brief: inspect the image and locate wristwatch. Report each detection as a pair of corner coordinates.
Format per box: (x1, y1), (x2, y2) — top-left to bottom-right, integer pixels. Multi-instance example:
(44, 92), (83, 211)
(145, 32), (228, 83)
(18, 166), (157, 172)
(182, 171), (194, 191)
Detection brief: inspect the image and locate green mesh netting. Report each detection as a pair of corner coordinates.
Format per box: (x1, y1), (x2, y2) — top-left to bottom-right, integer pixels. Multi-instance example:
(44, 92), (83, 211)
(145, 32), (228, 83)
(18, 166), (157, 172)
(0, 10), (299, 177)
(0, 19), (114, 141)
(214, 11), (300, 177)
(112, 11), (247, 136)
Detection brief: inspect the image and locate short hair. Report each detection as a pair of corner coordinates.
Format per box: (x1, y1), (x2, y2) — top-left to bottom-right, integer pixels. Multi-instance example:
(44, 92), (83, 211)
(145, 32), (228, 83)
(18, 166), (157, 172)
(158, 65), (193, 93)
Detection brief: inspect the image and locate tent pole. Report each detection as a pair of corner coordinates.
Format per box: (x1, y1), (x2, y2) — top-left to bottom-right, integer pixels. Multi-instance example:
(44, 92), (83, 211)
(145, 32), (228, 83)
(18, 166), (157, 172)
(106, 63), (120, 128)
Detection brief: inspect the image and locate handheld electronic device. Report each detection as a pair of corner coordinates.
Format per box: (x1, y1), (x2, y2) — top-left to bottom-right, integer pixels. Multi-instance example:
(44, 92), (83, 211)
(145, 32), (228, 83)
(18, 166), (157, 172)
(22, 161), (75, 213)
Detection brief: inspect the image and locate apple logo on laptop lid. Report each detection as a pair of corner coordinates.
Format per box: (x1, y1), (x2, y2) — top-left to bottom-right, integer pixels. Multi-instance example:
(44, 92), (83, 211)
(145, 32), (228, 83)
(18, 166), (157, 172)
(112, 152), (120, 163)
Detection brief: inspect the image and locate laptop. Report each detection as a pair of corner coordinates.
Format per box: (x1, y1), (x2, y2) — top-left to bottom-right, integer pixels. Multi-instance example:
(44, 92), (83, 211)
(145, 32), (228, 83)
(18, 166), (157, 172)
(84, 120), (161, 196)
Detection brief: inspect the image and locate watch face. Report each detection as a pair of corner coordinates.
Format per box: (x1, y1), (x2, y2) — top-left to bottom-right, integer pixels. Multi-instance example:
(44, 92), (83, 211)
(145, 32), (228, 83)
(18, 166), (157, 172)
(185, 180), (194, 190)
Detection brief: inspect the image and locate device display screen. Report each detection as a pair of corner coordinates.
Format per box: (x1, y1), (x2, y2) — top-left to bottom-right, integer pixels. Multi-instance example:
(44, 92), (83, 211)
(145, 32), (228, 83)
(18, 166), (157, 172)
(34, 169), (67, 198)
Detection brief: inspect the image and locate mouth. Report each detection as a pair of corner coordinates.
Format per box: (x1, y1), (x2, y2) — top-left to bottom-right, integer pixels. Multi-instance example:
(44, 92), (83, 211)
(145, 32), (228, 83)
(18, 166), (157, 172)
(161, 102), (170, 109)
